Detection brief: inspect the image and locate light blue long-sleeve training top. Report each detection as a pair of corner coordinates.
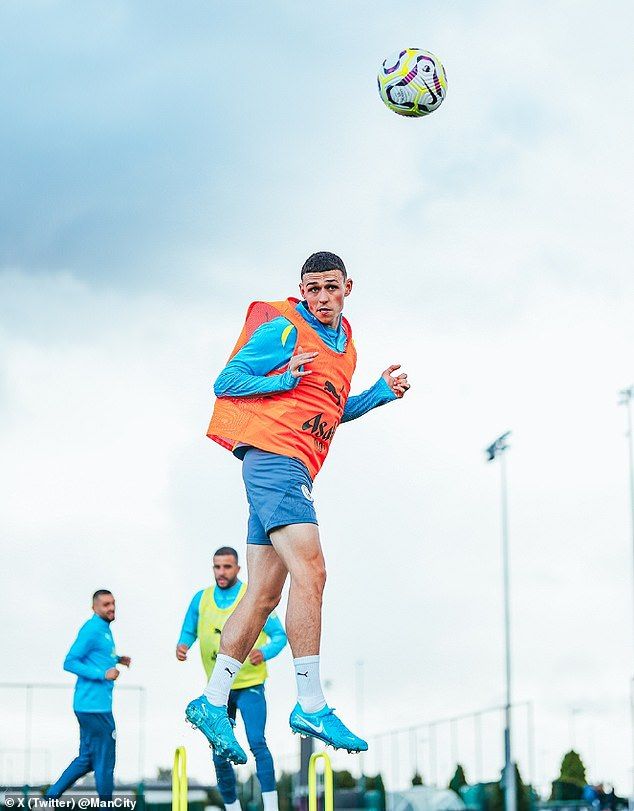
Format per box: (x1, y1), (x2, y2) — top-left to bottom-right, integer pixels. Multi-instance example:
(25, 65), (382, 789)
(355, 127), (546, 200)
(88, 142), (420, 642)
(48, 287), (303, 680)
(63, 614), (119, 713)
(178, 580), (287, 662)
(214, 300), (396, 420)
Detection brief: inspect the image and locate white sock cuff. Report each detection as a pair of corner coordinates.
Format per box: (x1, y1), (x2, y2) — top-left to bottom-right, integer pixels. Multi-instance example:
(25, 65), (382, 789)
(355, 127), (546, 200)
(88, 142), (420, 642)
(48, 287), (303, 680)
(261, 792), (278, 811)
(204, 654), (244, 707)
(293, 655), (320, 665)
(293, 655), (325, 714)
(217, 653), (243, 669)
(262, 790), (278, 811)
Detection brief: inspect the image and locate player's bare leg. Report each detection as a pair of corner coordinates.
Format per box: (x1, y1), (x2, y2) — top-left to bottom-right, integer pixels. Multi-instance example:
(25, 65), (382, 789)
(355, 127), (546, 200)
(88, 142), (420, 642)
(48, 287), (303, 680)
(270, 522), (368, 753)
(218, 545), (289, 660)
(268, 523), (325, 658)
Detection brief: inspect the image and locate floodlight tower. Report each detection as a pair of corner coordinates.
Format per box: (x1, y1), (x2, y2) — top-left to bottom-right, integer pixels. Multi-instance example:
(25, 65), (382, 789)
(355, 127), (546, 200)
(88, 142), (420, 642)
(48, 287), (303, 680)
(619, 386), (634, 637)
(486, 431), (517, 811)
(618, 385), (634, 799)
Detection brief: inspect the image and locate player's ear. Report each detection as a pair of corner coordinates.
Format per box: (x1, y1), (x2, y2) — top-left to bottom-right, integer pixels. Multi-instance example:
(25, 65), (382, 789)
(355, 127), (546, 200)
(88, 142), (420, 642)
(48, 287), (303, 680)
(344, 278), (353, 297)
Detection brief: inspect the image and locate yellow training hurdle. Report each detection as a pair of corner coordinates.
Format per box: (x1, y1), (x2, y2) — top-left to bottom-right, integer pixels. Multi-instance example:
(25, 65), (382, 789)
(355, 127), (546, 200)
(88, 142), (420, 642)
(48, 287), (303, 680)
(172, 746), (188, 811)
(308, 751), (334, 811)
(172, 745), (330, 811)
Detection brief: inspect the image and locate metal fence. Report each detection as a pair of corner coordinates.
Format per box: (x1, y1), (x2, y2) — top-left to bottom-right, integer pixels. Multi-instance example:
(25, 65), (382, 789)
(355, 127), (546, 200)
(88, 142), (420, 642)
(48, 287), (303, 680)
(274, 701), (535, 793)
(0, 682), (146, 786)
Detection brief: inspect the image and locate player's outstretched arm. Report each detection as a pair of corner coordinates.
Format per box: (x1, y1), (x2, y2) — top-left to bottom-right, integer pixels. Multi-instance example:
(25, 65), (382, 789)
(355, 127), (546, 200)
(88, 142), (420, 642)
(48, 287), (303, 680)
(342, 363), (410, 424)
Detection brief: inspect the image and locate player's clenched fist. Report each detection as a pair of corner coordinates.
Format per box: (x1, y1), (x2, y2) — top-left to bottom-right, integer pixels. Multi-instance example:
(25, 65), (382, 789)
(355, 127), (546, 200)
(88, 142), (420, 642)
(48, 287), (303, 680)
(176, 644), (189, 661)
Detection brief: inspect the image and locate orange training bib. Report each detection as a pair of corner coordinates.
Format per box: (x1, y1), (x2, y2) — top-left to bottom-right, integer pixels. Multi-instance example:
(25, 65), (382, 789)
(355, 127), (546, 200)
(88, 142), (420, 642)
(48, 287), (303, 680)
(207, 298), (357, 479)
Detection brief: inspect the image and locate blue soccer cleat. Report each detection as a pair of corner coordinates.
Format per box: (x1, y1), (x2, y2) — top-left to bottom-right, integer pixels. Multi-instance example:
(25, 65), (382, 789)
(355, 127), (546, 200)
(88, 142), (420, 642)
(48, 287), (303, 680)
(289, 704), (368, 753)
(185, 695), (247, 764)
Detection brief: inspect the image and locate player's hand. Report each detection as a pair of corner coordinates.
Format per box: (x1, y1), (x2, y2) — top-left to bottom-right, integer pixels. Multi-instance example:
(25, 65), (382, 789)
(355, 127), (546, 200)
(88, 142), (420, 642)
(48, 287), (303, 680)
(118, 656), (132, 668)
(176, 644), (189, 662)
(248, 649), (264, 665)
(382, 364), (410, 398)
(288, 345), (318, 379)
(105, 668), (120, 681)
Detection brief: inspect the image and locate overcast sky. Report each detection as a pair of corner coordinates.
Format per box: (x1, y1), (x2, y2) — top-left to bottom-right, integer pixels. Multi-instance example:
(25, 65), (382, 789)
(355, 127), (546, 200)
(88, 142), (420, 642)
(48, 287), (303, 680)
(1, 0), (634, 796)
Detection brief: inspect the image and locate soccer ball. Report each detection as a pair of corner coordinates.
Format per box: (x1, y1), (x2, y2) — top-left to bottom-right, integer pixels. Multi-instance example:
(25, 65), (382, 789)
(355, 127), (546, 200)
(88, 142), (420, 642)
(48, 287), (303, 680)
(377, 48), (447, 117)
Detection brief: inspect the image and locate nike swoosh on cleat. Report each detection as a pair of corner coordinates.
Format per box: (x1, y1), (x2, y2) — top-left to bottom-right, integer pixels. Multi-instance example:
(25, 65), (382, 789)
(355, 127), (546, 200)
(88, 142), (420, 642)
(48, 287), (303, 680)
(298, 717), (324, 734)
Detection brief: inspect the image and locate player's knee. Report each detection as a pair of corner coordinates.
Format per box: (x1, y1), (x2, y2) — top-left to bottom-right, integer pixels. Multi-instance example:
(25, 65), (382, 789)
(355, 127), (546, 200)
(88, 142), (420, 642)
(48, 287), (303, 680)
(247, 734), (266, 751)
(262, 592), (282, 613)
(297, 561), (326, 595)
(248, 737), (271, 760)
(251, 589), (281, 615)
(310, 554), (327, 589)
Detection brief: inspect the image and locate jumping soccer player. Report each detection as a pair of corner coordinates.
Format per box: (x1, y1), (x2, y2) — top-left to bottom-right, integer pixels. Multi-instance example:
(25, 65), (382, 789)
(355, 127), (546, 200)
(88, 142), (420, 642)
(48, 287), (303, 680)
(177, 547), (287, 811)
(186, 251), (409, 763)
(46, 590), (131, 801)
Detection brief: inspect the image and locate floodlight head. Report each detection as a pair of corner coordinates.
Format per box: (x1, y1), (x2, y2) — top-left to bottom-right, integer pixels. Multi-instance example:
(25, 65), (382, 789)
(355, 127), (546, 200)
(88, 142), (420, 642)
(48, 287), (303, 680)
(618, 386), (634, 406)
(485, 431), (512, 462)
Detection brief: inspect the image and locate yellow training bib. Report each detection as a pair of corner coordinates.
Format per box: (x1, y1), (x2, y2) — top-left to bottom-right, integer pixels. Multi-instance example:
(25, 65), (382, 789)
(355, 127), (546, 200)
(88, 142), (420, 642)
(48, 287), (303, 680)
(197, 583), (268, 689)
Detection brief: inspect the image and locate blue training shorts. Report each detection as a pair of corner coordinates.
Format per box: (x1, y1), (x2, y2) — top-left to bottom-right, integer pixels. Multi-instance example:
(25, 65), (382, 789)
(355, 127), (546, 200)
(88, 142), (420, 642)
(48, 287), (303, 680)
(242, 447), (318, 545)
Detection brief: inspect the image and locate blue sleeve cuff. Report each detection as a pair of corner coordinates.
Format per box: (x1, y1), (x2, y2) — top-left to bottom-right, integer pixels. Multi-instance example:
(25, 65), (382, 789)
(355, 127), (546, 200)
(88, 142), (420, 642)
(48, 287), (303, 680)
(279, 370), (300, 391)
(177, 631), (197, 647)
(373, 376), (397, 402)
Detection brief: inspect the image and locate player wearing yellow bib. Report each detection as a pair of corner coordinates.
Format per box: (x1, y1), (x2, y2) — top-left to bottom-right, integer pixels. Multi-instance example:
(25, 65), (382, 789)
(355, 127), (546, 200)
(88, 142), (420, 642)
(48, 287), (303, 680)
(177, 547), (287, 811)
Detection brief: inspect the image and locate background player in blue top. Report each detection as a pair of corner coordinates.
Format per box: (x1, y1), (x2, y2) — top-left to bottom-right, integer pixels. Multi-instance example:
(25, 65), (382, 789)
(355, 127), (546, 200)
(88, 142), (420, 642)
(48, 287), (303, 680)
(177, 547), (287, 811)
(46, 590), (131, 802)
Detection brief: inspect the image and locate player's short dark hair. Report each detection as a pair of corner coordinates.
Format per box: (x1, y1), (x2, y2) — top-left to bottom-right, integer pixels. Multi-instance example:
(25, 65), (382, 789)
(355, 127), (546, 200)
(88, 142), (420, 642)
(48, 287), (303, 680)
(301, 251), (347, 279)
(92, 589), (113, 602)
(214, 546), (239, 562)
